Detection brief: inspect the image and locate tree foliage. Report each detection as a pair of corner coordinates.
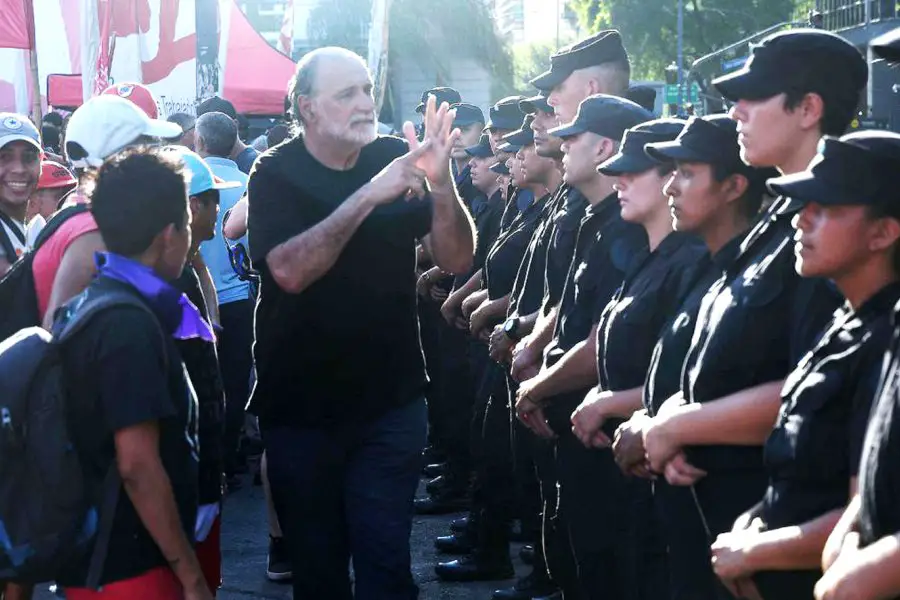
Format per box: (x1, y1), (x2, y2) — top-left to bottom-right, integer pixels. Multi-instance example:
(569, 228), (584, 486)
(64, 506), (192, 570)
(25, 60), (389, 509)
(567, 0), (804, 80)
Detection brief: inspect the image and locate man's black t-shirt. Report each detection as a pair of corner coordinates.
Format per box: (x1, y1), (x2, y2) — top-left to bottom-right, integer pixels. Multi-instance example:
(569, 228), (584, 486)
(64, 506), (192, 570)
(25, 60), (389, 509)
(247, 135), (433, 428)
(58, 277), (199, 587)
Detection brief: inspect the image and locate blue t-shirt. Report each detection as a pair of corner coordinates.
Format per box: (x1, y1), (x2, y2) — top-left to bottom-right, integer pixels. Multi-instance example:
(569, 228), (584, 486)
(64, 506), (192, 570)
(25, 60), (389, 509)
(235, 146), (260, 175)
(199, 156), (251, 305)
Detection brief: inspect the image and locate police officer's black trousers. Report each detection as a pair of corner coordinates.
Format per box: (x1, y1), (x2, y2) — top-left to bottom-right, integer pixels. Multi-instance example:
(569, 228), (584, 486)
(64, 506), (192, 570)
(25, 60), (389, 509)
(434, 320), (476, 483)
(509, 378), (543, 541)
(419, 300), (445, 453)
(469, 359), (515, 560)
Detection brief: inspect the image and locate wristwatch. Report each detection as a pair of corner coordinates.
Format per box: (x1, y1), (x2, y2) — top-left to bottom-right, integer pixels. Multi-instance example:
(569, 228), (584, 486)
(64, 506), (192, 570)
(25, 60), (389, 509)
(503, 317), (522, 341)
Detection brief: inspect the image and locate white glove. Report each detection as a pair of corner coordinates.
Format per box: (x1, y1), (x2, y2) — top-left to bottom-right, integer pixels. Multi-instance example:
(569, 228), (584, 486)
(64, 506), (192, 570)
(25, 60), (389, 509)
(194, 503), (220, 543)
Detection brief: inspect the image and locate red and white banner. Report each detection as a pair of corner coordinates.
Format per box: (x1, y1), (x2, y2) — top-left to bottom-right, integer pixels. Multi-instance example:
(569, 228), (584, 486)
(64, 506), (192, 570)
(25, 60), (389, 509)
(0, 0), (34, 50)
(1, 0), (296, 117)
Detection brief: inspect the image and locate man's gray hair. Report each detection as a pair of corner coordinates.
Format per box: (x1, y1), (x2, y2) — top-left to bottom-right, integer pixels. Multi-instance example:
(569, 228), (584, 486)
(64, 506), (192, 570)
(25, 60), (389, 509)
(196, 111), (237, 158)
(286, 47), (369, 128)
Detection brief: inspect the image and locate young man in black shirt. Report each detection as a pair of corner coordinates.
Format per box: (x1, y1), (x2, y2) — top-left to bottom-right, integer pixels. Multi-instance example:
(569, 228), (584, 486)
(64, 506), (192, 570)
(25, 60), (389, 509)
(247, 47), (475, 599)
(58, 148), (211, 600)
(0, 113), (42, 273)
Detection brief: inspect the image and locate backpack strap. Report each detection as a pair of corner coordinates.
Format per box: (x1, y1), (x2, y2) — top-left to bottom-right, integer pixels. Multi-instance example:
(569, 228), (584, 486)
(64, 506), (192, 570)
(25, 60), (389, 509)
(0, 214), (20, 263)
(32, 204), (91, 252)
(55, 290), (171, 589)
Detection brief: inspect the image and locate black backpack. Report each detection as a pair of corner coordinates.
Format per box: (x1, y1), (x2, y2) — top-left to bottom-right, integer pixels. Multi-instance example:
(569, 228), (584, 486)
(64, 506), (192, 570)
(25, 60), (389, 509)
(0, 288), (165, 587)
(0, 204), (91, 342)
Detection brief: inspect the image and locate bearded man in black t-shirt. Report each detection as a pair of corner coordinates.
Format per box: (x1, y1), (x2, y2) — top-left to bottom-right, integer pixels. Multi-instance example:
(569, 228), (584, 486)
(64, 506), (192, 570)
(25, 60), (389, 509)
(246, 46), (475, 599)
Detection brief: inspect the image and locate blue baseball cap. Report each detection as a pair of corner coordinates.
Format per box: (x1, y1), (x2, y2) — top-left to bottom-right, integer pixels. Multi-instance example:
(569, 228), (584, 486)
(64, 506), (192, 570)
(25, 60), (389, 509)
(163, 146), (241, 196)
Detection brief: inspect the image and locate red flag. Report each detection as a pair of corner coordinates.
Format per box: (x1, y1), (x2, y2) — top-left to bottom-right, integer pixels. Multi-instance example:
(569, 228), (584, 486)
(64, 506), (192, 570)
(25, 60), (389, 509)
(0, 0), (34, 50)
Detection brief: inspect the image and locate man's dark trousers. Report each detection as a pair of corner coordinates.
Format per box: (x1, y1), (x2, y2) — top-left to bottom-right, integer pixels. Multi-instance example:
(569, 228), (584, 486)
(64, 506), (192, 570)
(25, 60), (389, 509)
(218, 298), (255, 474)
(263, 399), (427, 600)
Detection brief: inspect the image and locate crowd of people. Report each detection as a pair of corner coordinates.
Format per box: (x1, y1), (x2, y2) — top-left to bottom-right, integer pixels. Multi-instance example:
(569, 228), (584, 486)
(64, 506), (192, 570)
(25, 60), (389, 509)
(1, 18), (900, 600)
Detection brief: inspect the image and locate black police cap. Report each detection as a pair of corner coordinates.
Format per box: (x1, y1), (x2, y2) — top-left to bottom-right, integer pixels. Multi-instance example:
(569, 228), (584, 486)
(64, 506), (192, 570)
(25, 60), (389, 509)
(416, 87), (462, 114)
(598, 118), (686, 176)
(465, 132), (494, 158)
(490, 161), (510, 175)
(531, 30), (629, 92)
(768, 131), (900, 210)
(198, 95), (237, 119)
(501, 114), (536, 147)
(872, 26), (900, 63)
(519, 95), (552, 115)
(645, 114), (742, 167)
(452, 103), (486, 128)
(625, 85), (658, 114)
(486, 96), (526, 131)
(549, 94), (651, 143)
(713, 29), (867, 102)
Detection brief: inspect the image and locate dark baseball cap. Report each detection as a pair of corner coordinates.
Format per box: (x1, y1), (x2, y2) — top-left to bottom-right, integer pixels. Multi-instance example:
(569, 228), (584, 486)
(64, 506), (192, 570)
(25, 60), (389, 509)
(465, 132), (494, 158)
(872, 26), (900, 63)
(549, 94), (651, 142)
(625, 85), (657, 113)
(712, 29), (867, 102)
(452, 103), (486, 128)
(598, 118), (686, 176)
(531, 30), (629, 92)
(767, 131), (900, 209)
(490, 161), (510, 175)
(486, 96), (526, 131)
(519, 94), (552, 115)
(416, 87), (461, 113)
(645, 114), (743, 166)
(501, 114), (536, 148)
(198, 95), (237, 119)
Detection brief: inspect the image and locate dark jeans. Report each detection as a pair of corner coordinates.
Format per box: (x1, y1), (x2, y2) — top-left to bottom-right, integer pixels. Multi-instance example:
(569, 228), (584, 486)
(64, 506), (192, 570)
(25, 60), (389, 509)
(218, 299), (254, 474)
(263, 399), (427, 600)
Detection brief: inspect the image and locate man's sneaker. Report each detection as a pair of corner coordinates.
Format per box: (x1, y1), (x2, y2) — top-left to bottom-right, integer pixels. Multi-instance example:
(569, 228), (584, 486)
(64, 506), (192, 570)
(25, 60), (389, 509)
(267, 536), (293, 582)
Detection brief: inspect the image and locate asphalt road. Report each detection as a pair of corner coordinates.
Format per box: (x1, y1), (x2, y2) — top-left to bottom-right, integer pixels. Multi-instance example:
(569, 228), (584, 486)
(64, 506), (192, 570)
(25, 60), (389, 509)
(36, 475), (530, 599)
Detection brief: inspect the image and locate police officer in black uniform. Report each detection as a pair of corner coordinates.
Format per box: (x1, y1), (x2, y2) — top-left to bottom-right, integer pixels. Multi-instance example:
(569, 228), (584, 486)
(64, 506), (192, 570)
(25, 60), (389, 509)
(640, 30), (869, 599)
(514, 95), (651, 599)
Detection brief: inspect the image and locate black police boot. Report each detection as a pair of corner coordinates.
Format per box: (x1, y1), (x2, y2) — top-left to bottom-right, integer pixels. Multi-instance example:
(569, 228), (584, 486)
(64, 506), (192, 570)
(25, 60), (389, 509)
(434, 532), (474, 555)
(518, 544), (534, 565)
(434, 553), (514, 582)
(449, 515), (470, 533)
(425, 474), (449, 496)
(491, 570), (558, 600)
(422, 462), (446, 479)
(414, 488), (470, 515)
(422, 445), (446, 465)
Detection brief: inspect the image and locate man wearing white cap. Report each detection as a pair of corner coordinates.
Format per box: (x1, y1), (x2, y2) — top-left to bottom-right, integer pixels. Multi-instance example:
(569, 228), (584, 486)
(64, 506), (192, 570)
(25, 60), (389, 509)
(33, 95), (182, 329)
(0, 113), (42, 274)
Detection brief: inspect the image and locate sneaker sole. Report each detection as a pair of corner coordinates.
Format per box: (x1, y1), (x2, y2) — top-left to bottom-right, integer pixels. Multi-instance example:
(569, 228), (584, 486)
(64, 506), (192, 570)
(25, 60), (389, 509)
(266, 570), (293, 582)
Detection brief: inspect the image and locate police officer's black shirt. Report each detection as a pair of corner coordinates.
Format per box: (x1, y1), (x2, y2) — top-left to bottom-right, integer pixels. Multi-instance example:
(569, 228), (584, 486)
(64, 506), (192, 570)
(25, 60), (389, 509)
(507, 184), (567, 318)
(642, 234), (744, 415)
(858, 300), (900, 547)
(750, 283), (900, 599)
(454, 189), (504, 289)
(58, 277), (199, 587)
(681, 197), (841, 529)
(484, 192), (550, 301)
(597, 231), (706, 394)
(543, 188), (591, 311)
(547, 192), (647, 362)
(247, 135), (432, 428)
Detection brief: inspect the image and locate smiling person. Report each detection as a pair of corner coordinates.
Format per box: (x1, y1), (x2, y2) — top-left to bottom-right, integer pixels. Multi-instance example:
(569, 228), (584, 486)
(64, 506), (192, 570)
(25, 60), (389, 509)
(640, 29), (868, 600)
(698, 131), (900, 600)
(246, 47), (474, 600)
(0, 114), (42, 273)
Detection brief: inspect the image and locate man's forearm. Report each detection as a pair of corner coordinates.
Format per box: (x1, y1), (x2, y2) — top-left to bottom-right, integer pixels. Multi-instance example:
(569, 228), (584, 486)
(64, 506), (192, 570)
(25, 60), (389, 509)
(747, 509), (844, 572)
(191, 255), (220, 327)
(223, 197), (248, 240)
(533, 332), (599, 402)
(666, 380), (784, 447)
(119, 455), (206, 592)
(428, 182), (475, 275)
(527, 305), (558, 352)
(266, 188), (376, 294)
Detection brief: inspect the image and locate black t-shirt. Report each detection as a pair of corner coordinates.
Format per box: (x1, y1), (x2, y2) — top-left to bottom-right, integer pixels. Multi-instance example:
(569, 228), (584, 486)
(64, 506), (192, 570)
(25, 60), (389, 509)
(247, 135), (432, 428)
(542, 188), (590, 311)
(465, 189), (505, 287)
(597, 232), (705, 393)
(58, 277), (199, 587)
(642, 234), (743, 416)
(174, 266), (225, 505)
(858, 300), (900, 547)
(507, 185), (566, 318)
(484, 192), (549, 300)
(682, 197), (841, 534)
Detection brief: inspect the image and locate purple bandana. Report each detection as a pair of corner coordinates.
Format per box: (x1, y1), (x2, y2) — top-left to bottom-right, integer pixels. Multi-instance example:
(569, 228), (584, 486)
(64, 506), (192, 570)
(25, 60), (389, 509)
(95, 252), (216, 343)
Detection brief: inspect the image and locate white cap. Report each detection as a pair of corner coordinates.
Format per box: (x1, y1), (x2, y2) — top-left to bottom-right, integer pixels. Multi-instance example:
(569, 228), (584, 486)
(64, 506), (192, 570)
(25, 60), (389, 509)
(65, 95), (182, 168)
